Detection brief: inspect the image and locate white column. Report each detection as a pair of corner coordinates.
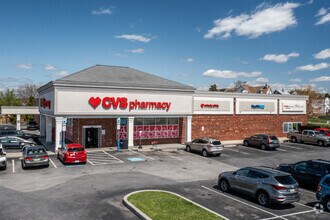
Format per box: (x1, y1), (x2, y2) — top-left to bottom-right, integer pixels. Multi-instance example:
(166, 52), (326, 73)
(40, 115), (46, 137)
(127, 117), (135, 148)
(16, 114), (21, 130)
(55, 117), (64, 152)
(185, 116), (192, 142)
(45, 116), (52, 142)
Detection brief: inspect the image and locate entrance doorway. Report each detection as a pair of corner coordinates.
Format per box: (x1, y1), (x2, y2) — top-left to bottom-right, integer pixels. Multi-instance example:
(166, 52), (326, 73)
(83, 126), (101, 148)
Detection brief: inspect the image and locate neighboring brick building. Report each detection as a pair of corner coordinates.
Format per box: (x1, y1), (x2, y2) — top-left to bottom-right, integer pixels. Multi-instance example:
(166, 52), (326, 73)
(37, 65), (308, 150)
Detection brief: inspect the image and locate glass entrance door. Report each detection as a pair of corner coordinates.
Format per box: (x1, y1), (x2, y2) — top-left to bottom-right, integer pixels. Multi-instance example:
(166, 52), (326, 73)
(85, 127), (99, 148)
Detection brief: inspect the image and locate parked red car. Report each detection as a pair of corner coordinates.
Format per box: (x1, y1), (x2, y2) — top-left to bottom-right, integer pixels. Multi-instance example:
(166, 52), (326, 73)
(314, 128), (330, 137)
(57, 143), (87, 164)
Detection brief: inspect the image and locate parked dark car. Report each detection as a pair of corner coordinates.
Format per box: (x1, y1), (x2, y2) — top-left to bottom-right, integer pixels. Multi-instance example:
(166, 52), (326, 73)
(0, 136), (36, 149)
(218, 166), (300, 207)
(316, 174), (330, 212)
(243, 134), (280, 150)
(185, 138), (223, 157)
(0, 124), (16, 131)
(277, 159), (330, 189)
(0, 129), (34, 140)
(27, 121), (39, 130)
(0, 144), (6, 170)
(21, 145), (49, 169)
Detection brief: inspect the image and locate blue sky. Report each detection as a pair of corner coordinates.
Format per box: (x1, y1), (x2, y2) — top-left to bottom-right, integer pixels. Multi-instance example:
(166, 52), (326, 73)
(0, 0), (330, 93)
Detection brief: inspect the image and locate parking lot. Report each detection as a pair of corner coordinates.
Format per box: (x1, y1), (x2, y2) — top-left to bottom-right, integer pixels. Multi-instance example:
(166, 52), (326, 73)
(1, 141), (330, 219)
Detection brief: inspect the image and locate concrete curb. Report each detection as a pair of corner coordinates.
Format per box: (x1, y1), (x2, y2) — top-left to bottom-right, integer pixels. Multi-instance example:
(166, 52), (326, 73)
(123, 189), (229, 220)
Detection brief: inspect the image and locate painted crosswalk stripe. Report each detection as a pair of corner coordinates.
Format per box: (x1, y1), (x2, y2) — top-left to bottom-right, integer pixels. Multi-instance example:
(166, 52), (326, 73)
(12, 159), (15, 173)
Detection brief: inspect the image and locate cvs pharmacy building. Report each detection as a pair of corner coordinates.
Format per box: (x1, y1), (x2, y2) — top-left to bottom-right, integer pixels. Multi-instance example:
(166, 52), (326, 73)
(37, 65), (307, 151)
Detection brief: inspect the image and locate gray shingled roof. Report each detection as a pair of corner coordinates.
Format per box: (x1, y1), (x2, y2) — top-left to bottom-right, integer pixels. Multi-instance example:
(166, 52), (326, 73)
(54, 65), (195, 91)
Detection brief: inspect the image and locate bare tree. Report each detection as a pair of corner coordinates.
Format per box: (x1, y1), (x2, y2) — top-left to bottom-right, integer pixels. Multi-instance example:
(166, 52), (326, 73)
(233, 80), (247, 89)
(16, 84), (39, 105)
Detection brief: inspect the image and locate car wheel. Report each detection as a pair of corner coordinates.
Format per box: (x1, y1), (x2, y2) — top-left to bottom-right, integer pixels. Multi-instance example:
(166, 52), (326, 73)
(21, 161), (25, 170)
(318, 140), (325, 147)
(202, 149), (208, 157)
(215, 153), (221, 157)
(219, 178), (230, 192)
(261, 144), (266, 150)
(257, 191), (270, 207)
(324, 197), (330, 212)
(243, 140), (249, 146)
(291, 137), (297, 143)
(186, 145), (191, 152)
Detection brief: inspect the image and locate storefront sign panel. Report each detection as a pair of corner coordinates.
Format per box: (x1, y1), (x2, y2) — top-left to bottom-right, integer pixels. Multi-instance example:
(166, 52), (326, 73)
(57, 90), (192, 115)
(39, 91), (54, 114)
(236, 98), (277, 114)
(279, 100), (306, 114)
(193, 97), (233, 114)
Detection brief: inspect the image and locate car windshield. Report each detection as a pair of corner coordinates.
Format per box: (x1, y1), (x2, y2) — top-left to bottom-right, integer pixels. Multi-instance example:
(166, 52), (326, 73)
(68, 148), (84, 152)
(270, 136), (278, 140)
(27, 148), (46, 155)
(29, 122), (37, 125)
(212, 141), (221, 145)
(275, 175), (296, 185)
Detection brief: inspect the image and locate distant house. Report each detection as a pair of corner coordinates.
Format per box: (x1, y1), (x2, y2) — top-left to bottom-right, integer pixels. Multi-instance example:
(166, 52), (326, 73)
(273, 89), (290, 95)
(225, 84), (273, 94)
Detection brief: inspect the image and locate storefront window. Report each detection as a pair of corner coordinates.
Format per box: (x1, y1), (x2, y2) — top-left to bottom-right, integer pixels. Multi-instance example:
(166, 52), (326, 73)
(118, 117), (180, 140)
(283, 122), (302, 133)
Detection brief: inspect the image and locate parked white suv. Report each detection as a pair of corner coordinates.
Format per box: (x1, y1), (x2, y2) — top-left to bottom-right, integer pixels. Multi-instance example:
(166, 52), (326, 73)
(0, 143), (7, 170)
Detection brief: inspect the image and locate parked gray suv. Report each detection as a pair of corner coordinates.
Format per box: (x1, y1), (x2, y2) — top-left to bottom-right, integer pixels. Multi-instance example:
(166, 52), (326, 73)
(185, 138), (223, 157)
(218, 166), (300, 207)
(244, 134), (280, 150)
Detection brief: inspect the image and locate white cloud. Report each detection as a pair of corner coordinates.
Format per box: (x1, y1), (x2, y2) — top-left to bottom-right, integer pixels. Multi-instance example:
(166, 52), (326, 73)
(92, 8), (112, 15)
(130, 48), (144, 54)
(296, 62), (329, 71)
(114, 53), (127, 57)
(313, 48), (330, 59)
(115, 34), (151, 43)
(16, 63), (33, 69)
(262, 52), (299, 63)
(256, 77), (269, 83)
(289, 78), (301, 82)
(315, 8), (330, 25)
(310, 76), (330, 82)
(202, 69), (262, 78)
(316, 8), (327, 17)
(204, 2), (299, 39)
(308, 0), (314, 4)
(52, 71), (69, 78)
(44, 64), (56, 71)
(186, 58), (194, 63)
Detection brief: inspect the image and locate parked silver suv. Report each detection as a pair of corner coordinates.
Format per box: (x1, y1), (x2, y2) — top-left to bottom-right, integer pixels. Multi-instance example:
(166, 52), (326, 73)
(185, 138), (223, 157)
(218, 166), (300, 206)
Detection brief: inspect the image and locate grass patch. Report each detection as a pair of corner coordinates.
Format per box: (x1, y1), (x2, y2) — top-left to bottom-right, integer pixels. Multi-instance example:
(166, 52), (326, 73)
(128, 191), (224, 220)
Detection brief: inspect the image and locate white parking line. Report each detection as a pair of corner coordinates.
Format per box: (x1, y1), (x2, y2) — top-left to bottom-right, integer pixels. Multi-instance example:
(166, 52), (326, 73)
(240, 146), (271, 154)
(276, 148), (287, 152)
(225, 148), (250, 155)
(201, 186), (288, 220)
(221, 154), (229, 157)
(129, 149), (155, 161)
(300, 188), (316, 195)
(103, 150), (124, 163)
(260, 210), (316, 220)
(281, 145), (302, 150)
(160, 151), (184, 161)
(12, 159), (15, 173)
(49, 158), (57, 168)
(87, 159), (94, 165)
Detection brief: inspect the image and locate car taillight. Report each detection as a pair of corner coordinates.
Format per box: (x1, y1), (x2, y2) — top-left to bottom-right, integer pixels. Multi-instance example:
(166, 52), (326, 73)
(268, 137), (270, 144)
(25, 157), (32, 161)
(42, 155), (49, 159)
(317, 185), (322, 192)
(271, 185), (286, 190)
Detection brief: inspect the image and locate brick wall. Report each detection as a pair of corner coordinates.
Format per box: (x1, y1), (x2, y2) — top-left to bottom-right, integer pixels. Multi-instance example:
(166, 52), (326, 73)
(191, 114), (307, 141)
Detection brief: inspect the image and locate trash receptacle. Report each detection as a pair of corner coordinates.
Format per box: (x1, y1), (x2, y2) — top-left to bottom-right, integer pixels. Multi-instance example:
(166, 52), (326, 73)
(120, 139), (128, 149)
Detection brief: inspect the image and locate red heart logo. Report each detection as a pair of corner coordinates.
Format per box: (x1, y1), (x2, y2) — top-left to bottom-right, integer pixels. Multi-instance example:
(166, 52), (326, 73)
(89, 97), (101, 109)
